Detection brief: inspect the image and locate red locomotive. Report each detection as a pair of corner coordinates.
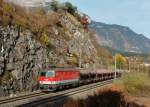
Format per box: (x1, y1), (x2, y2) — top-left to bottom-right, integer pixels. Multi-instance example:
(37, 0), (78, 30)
(39, 68), (120, 91)
(39, 68), (80, 91)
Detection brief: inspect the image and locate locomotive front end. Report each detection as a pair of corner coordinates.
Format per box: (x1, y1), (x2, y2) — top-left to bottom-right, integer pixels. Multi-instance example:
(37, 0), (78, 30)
(39, 70), (57, 91)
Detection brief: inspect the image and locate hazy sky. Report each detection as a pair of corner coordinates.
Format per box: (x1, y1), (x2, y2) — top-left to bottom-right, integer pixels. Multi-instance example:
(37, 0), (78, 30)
(60, 0), (150, 39)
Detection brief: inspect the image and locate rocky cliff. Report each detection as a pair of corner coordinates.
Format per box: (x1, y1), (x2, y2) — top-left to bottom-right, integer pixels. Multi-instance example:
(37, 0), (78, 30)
(0, 11), (100, 95)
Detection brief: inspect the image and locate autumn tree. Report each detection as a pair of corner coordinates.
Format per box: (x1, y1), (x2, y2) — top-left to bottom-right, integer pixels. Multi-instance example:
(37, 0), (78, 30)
(12, 5), (29, 28)
(0, 0), (3, 6)
(1, 3), (14, 26)
(115, 54), (127, 69)
(29, 11), (59, 34)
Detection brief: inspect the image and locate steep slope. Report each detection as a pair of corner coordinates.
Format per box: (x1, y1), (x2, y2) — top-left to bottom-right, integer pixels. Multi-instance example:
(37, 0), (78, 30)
(89, 21), (150, 53)
(0, 1), (101, 94)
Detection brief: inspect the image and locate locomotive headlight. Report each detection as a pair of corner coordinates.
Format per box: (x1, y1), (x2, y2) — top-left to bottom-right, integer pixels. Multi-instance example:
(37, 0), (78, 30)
(51, 81), (56, 84)
(39, 81), (56, 84)
(40, 81), (43, 84)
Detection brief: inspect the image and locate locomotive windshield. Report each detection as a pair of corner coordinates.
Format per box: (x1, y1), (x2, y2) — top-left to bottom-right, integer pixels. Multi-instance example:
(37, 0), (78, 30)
(41, 71), (55, 77)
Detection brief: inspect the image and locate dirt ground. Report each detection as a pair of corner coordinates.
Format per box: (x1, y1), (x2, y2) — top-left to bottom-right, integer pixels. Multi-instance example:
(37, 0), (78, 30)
(63, 85), (150, 107)
(109, 85), (150, 107)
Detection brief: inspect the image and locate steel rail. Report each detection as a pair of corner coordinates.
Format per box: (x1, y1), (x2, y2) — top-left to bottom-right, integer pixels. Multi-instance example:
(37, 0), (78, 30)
(20, 79), (113, 107)
(0, 92), (45, 105)
(0, 79), (114, 107)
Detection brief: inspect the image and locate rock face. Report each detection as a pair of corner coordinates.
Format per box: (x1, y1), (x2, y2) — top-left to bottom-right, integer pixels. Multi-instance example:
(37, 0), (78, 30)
(0, 12), (100, 95)
(0, 31), (4, 76)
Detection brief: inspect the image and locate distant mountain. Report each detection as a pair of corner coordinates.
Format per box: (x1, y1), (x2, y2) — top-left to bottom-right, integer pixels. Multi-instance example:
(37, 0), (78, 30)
(102, 46), (148, 58)
(89, 21), (150, 53)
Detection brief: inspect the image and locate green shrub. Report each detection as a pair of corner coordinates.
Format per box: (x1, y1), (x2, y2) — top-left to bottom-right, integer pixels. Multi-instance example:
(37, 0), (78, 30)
(3, 3), (13, 14)
(63, 2), (77, 15)
(1, 71), (15, 86)
(40, 33), (51, 46)
(50, 0), (60, 11)
(115, 72), (150, 96)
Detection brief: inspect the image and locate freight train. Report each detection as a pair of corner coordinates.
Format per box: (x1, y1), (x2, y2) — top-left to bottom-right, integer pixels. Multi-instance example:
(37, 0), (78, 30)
(39, 68), (120, 91)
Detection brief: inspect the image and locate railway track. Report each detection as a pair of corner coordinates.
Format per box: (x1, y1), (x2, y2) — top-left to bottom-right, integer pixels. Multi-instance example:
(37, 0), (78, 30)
(0, 79), (114, 107)
(0, 91), (45, 106)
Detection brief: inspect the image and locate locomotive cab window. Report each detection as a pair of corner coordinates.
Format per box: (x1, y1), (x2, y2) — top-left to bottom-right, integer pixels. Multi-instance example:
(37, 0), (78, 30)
(40, 71), (55, 77)
(41, 72), (46, 76)
(46, 71), (55, 77)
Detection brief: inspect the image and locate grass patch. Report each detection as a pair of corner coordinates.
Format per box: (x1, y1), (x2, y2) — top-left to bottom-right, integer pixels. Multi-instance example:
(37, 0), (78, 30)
(115, 72), (150, 97)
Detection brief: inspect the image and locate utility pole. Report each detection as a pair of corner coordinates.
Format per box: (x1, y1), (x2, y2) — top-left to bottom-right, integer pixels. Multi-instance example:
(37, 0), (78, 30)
(133, 57), (136, 72)
(129, 59), (130, 72)
(78, 41), (84, 68)
(114, 55), (117, 81)
(138, 64), (140, 72)
(79, 47), (82, 68)
(149, 65), (150, 77)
